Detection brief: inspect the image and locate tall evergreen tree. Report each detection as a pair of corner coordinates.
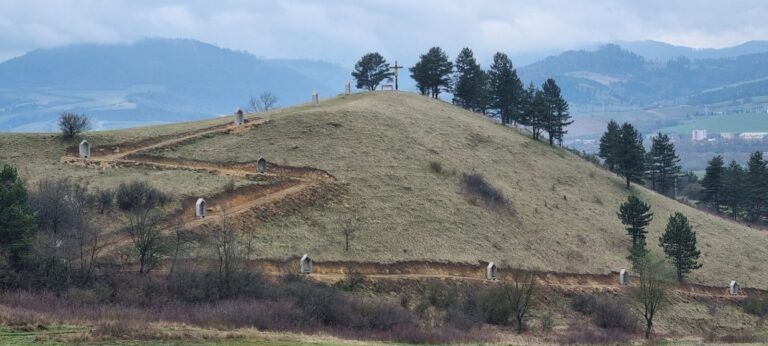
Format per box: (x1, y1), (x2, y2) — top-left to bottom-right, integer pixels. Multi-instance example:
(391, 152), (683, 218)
(659, 212), (702, 282)
(722, 160), (746, 220)
(529, 88), (548, 140)
(487, 52), (524, 125)
(453, 48), (488, 113)
(598, 120), (621, 171)
(745, 151), (768, 222)
(616, 123), (646, 189)
(519, 82), (536, 128)
(541, 79), (572, 146)
(617, 195), (654, 246)
(647, 133), (681, 196)
(0, 165), (37, 269)
(351, 52), (394, 91)
(701, 155), (725, 212)
(410, 47), (453, 99)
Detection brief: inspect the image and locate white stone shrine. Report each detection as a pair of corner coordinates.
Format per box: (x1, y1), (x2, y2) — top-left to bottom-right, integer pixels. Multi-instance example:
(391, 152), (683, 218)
(234, 108), (244, 125)
(486, 262), (497, 281)
(79, 140), (90, 159)
(729, 280), (740, 296)
(195, 198), (206, 218)
(300, 254), (313, 274)
(257, 157), (267, 173)
(619, 269), (628, 285)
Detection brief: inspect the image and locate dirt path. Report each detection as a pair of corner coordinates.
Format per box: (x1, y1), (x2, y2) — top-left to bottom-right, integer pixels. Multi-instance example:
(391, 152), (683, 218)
(62, 117), (764, 299)
(62, 116), (335, 250)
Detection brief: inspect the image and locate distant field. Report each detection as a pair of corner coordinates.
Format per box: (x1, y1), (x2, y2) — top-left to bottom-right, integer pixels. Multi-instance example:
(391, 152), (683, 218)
(659, 112), (768, 135)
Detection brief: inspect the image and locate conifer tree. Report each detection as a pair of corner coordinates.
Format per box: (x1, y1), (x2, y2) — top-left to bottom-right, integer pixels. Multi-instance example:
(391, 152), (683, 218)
(616, 123), (646, 189)
(529, 88), (548, 140)
(453, 48), (488, 113)
(351, 52), (394, 91)
(701, 155), (725, 212)
(617, 195), (654, 246)
(487, 52), (524, 125)
(519, 82), (537, 128)
(659, 212), (702, 282)
(541, 79), (572, 146)
(598, 120), (621, 171)
(722, 160), (746, 220)
(410, 47), (453, 99)
(745, 151), (768, 222)
(648, 133), (681, 195)
(0, 165), (37, 269)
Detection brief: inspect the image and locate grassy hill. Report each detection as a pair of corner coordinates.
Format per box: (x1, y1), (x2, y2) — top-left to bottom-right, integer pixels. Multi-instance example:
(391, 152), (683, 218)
(3, 91), (768, 288)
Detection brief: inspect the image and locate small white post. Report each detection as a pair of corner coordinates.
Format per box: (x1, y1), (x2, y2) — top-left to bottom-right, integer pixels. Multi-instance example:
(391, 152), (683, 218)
(195, 198), (206, 218)
(312, 90), (319, 105)
(729, 280), (739, 296)
(619, 269), (628, 285)
(486, 262), (497, 281)
(300, 254), (313, 274)
(345, 81), (351, 96)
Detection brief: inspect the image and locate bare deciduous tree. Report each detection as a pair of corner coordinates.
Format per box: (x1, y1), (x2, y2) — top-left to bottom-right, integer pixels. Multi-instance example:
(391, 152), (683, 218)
(169, 219), (195, 275)
(58, 112), (91, 139)
(210, 206), (245, 299)
(629, 255), (671, 339)
(506, 270), (538, 334)
(95, 188), (114, 214)
(127, 208), (167, 274)
(339, 217), (358, 252)
(248, 92), (278, 112)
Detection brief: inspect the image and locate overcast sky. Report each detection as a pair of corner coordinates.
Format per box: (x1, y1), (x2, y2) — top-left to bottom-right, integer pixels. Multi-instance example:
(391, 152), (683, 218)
(1, 0), (767, 65)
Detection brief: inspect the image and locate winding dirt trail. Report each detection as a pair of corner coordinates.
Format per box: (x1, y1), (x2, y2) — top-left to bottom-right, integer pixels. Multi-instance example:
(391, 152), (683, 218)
(62, 117), (335, 250)
(61, 117), (765, 299)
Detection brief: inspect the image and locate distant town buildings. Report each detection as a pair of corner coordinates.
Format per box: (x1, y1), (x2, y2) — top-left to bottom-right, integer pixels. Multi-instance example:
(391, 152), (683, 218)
(720, 132), (735, 139)
(691, 129), (708, 141)
(739, 132), (768, 140)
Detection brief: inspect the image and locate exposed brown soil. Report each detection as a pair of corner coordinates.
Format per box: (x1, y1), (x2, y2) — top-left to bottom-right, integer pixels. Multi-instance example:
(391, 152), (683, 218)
(62, 118), (764, 301)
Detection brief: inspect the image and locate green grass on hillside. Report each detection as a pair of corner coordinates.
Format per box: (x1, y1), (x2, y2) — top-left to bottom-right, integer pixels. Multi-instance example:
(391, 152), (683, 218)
(659, 112), (768, 135)
(135, 91), (768, 289)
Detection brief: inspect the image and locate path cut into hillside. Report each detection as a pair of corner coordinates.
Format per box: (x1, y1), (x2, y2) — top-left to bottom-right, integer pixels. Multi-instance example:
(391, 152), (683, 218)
(61, 116), (336, 249)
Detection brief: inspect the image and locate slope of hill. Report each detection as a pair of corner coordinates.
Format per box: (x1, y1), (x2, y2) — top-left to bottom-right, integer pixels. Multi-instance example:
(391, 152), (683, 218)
(617, 40), (768, 61)
(518, 44), (768, 108)
(0, 39), (348, 132)
(110, 91), (767, 289)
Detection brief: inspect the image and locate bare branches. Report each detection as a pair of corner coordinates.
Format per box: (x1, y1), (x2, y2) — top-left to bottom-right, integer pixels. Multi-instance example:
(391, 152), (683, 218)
(248, 92), (279, 112)
(58, 112), (91, 140)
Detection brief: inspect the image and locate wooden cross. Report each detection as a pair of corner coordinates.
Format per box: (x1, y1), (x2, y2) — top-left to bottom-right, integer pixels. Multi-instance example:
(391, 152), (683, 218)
(391, 61), (403, 90)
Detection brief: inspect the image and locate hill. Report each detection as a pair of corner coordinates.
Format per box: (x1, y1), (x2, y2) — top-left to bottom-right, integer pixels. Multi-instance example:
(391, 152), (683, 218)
(616, 40), (768, 61)
(0, 39), (348, 132)
(4, 91), (767, 289)
(518, 44), (768, 108)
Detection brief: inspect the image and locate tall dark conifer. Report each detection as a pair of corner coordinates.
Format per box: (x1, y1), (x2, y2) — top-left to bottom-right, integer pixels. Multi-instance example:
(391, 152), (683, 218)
(487, 52), (524, 125)
(410, 47), (453, 99)
(648, 133), (681, 196)
(701, 155), (725, 212)
(599, 120), (621, 171)
(746, 151), (768, 222)
(453, 48), (487, 113)
(659, 212), (702, 282)
(722, 160), (746, 220)
(616, 123), (646, 189)
(541, 79), (572, 146)
(617, 195), (654, 246)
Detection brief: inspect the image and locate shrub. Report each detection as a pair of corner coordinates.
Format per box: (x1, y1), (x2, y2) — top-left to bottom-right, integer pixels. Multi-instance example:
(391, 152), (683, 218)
(336, 267), (367, 292)
(460, 172), (510, 212)
(743, 297), (768, 317)
(116, 181), (171, 212)
(59, 112), (91, 139)
(540, 312), (554, 332)
(224, 179), (236, 193)
(428, 161), (443, 174)
(571, 294), (637, 332)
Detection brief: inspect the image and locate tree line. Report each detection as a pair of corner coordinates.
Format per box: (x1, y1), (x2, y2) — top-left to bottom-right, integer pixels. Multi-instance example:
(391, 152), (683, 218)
(700, 151), (768, 222)
(352, 47), (573, 146)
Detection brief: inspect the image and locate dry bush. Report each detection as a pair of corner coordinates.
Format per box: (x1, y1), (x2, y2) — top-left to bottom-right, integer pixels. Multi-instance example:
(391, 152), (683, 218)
(559, 325), (630, 344)
(570, 293), (638, 332)
(460, 172), (511, 212)
(743, 297), (768, 317)
(429, 161), (443, 174)
(116, 181), (170, 212)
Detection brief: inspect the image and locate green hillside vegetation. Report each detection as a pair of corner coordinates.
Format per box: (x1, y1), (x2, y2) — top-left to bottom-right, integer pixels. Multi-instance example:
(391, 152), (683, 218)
(659, 112), (768, 135)
(123, 91), (767, 288)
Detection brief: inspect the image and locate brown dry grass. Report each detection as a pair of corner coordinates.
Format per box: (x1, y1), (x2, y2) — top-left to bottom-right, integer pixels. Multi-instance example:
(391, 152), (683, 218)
(142, 91), (768, 289)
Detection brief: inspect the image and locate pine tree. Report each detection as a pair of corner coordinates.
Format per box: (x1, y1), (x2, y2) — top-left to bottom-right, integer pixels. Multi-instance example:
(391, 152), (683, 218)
(351, 52), (394, 91)
(617, 195), (654, 246)
(722, 160), (746, 220)
(410, 47), (453, 99)
(701, 155), (725, 212)
(453, 48), (488, 113)
(0, 165), (37, 269)
(616, 123), (646, 189)
(519, 82), (536, 128)
(745, 151), (768, 222)
(487, 52), (524, 125)
(598, 120), (621, 171)
(529, 88), (548, 140)
(541, 79), (572, 146)
(659, 212), (702, 282)
(648, 133), (681, 196)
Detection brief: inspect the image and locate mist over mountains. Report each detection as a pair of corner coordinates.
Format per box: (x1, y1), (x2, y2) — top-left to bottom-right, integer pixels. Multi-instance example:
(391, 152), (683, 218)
(2, 38), (768, 132)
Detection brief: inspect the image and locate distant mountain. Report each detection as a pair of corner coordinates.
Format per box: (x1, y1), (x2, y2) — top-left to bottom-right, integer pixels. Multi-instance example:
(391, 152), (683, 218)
(518, 44), (768, 108)
(0, 39), (349, 131)
(616, 40), (768, 61)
